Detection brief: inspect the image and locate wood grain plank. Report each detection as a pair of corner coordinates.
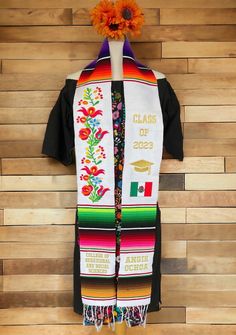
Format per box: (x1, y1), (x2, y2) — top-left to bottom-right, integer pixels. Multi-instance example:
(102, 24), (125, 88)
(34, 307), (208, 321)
(0, 176), (77, 191)
(2, 158), (75, 175)
(0, 124), (45, 140)
(226, 157), (236, 172)
(1, 0), (236, 8)
(160, 9), (236, 24)
(0, 324), (236, 335)
(163, 274), (236, 290)
(0, 108), (51, 123)
(0, 91), (61, 108)
(176, 89), (236, 105)
(0, 210), (3, 225)
(0, 291), (72, 308)
(0, 9), (72, 25)
(3, 274), (72, 291)
(188, 58), (236, 73)
(188, 257), (236, 274)
(73, 8), (160, 25)
(2, 58), (187, 75)
(185, 106), (236, 122)
(160, 191), (236, 207)
(164, 224), (236, 240)
(0, 41), (161, 60)
(187, 207), (236, 223)
(0, 42), (109, 59)
(0, 142), (45, 158)
(184, 123), (236, 139)
(0, 226), (74, 242)
(188, 241), (236, 257)
(4, 208), (75, 225)
(4, 259), (73, 275)
(0, 243), (74, 259)
(0, 25), (236, 43)
(0, 307), (81, 325)
(0, 74), (65, 90)
(163, 42), (236, 58)
(157, 208), (186, 223)
(185, 174), (236, 190)
(186, 307), (236, 324)
(160, 157), (224, 173)
(169, 74), (236, 89)
(184, 139), (236, 156)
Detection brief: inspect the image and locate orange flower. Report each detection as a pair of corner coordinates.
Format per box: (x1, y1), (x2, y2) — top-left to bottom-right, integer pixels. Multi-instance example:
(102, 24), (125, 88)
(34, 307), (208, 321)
(90, 0), (115, 37)
(90, 0), (144, 39)
(115, 0), (144, 37)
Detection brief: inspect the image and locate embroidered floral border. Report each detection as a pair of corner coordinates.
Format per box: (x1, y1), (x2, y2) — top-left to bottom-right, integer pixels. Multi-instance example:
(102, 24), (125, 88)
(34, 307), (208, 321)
(76, 86), (110, 203)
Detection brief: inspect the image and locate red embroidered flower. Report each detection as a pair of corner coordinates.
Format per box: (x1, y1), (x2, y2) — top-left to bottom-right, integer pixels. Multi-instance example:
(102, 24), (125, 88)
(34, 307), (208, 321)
(82, 185), (93, 196)
(81, 165), (105, 176)
(95, 127), (109, 140)
(78, 106), (103, 118)
(79, 128), (91, 140)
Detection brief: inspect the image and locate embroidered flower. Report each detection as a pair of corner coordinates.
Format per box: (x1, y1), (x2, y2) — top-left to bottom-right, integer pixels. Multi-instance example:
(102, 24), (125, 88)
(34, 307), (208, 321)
(79, 128), (91, 140)
(95, 127), (109, 140)
(90, 0), (144, 39)
(97, 185), (110, 197)
(112, 111), (120, 120)
(82, 185), (93, 196)
(91, 176), (103, 185)
(81, 165), (105, 176)
(78, 106), (102, 118)
(88, 118), (100, 127)
(78, 86), (110, 202)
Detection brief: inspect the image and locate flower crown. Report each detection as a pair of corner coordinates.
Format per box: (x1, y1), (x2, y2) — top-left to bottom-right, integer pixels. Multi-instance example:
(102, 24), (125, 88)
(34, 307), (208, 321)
(90, 0), (145, 40)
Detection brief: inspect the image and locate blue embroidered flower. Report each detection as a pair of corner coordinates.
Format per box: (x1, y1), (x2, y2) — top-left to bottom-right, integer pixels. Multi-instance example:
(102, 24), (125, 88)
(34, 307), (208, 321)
(88, 118), (100, 127)
(91, 176), (102, 185)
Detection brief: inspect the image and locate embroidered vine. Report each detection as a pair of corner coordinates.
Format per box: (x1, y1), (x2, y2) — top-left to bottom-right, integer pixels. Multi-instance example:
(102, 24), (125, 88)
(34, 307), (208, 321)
(77, 86), (110, 203)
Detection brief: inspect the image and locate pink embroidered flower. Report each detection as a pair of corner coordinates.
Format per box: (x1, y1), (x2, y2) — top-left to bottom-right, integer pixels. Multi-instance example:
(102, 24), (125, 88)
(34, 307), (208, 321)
(78, 106), (103, 118)
(112, 111), (119, 120)
(79, 128), (91, 140)
(117, 102), (122, 110)
(81, 165), (105, 176)
(97, 185), (110, 197)
(95, 127), (109, 140)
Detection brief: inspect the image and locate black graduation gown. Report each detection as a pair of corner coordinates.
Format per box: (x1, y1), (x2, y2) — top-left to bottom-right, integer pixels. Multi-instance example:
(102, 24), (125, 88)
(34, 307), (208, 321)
(41, 77), (184, 315)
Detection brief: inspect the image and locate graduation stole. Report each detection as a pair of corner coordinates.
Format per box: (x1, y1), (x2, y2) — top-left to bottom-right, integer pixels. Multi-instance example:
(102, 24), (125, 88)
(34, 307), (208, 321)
(73, 36), (163, 331)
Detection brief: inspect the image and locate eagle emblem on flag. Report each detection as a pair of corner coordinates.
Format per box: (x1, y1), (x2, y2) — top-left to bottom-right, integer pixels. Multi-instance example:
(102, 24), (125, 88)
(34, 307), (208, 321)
(130, 181), (153, 197)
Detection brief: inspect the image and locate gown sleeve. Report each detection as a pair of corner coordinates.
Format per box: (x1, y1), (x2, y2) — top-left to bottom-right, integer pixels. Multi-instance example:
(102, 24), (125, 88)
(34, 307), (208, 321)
(41, 79), (76, 166)
(158, 78), (184, 161)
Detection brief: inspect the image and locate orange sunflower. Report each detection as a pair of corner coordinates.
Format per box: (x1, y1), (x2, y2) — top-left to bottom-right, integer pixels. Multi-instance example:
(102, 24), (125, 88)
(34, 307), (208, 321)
(89, 0), (116, 37)
(115, 0), (145, 37)
(90, 0), (144, 40)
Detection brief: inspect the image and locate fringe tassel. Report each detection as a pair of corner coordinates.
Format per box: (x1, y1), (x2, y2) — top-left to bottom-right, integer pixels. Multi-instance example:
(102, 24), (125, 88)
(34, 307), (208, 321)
(82, 303), (150, 332)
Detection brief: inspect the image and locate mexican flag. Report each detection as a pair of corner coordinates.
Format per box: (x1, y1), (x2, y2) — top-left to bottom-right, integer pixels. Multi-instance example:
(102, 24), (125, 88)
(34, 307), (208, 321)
(130, 181), (152, 197)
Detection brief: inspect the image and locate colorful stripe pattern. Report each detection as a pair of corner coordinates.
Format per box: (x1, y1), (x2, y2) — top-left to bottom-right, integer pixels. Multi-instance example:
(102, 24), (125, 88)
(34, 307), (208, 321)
(74, 36), (162, 331)
(77, 37), (157, 87)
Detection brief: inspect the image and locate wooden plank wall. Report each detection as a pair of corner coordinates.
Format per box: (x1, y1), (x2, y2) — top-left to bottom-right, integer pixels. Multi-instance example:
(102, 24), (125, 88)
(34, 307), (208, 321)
(0, 0), (236, 334)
